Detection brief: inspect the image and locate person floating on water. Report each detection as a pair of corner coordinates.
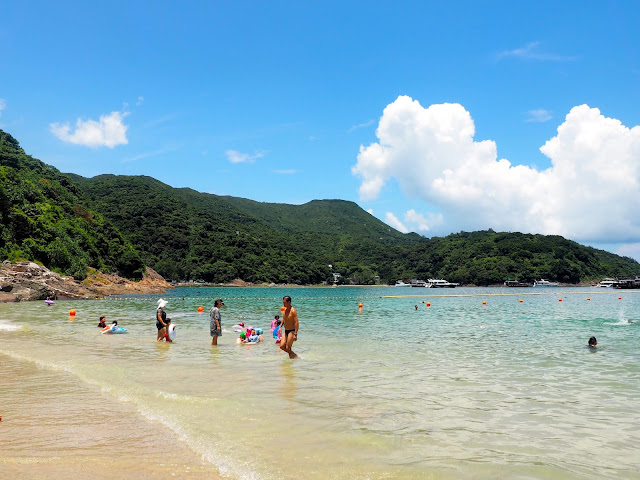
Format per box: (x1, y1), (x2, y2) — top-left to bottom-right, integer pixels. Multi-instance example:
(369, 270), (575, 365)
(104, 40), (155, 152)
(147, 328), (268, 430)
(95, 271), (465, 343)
(236, 331), (247, 344)
(279, 295), (299, 359)
(588, 336), (598, 348)
(98, 316), (107, 328)
(210, 298), (224, 346)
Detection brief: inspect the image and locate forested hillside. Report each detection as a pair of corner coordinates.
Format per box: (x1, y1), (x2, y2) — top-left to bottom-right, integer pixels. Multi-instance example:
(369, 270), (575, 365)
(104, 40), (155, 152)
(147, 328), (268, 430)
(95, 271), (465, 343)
(2, 128), (639, 285)
(0, 130), (144, 279)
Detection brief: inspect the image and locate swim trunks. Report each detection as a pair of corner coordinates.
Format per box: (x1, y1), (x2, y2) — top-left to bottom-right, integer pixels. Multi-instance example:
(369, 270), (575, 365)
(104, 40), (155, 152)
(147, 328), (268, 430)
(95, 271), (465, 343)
(285, 329), (296, 337)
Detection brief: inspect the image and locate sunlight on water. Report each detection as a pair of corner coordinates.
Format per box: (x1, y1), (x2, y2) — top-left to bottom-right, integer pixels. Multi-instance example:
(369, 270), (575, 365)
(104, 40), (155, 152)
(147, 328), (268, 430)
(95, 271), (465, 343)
(1, 287), (639, 479)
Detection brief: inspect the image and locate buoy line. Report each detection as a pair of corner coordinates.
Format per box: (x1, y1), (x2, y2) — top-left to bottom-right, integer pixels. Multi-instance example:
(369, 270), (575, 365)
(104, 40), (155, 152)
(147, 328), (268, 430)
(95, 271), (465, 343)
(380, 290), (640, 299)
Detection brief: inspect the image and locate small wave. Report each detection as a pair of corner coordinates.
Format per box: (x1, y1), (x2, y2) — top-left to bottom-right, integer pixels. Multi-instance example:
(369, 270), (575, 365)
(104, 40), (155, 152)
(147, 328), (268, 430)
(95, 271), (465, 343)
(0, 321), (22, 332)
(154, 390), (217, 404)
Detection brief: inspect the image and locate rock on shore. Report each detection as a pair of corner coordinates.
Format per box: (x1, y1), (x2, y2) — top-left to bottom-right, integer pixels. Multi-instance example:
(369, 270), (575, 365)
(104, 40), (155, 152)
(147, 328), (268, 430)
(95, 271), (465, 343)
(0, 261), (173, 302)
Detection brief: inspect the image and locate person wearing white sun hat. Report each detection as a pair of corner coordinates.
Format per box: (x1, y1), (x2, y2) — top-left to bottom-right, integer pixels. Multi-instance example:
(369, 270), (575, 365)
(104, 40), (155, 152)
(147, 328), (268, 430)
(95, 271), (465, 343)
(156, 298), (170, 342)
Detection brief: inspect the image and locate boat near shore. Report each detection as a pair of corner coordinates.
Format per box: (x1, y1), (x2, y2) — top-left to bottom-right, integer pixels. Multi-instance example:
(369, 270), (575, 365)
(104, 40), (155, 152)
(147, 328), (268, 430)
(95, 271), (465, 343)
(410, 279), (428, 287)
(395, 280), (412, 287)
(504, 280), (532, 287)
(533, 279), (559, 287)
(596, 278), (618, 288)
(427, 278), (458, 288)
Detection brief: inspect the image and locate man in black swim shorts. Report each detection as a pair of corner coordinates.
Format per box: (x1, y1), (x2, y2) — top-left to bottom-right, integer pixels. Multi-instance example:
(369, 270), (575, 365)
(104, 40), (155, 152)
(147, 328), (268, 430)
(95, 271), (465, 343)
(279, 295), (299, 359)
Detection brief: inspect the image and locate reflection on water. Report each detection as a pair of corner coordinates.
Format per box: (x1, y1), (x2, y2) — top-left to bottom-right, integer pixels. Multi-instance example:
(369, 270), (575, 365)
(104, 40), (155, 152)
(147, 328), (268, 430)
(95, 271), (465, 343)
(0, 286), (639, 479)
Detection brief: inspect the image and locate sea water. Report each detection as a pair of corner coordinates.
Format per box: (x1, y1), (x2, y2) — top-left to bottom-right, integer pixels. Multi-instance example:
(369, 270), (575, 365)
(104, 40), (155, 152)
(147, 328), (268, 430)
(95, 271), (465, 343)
(1, 286), (639, 479)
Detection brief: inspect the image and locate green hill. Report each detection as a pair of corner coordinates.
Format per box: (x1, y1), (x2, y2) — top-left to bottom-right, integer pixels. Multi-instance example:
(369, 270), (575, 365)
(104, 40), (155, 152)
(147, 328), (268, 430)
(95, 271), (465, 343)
(0, 130), (144, 279)
(2, 128), (639, 285)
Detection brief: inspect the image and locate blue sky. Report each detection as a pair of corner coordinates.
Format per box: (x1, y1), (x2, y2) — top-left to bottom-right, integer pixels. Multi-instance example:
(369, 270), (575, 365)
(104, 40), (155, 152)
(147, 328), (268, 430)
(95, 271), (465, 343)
(2, 1), (640, 261)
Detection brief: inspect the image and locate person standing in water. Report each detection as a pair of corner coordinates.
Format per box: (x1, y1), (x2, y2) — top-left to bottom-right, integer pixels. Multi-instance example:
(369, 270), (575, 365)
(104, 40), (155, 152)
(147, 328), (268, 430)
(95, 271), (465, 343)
(210, 298), (223, 346)
(279, 295), (299, 359)
(156, 299), (170, 342)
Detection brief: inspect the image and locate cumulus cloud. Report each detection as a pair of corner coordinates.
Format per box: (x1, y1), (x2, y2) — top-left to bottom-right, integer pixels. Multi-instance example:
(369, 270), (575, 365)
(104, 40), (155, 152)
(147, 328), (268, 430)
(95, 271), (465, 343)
(526, 109), (552, 123)
(353, 96), (640, 243)
(385, 212), (408, 233)
(225, 149), (265, 164)
(50, 111), (129, 148)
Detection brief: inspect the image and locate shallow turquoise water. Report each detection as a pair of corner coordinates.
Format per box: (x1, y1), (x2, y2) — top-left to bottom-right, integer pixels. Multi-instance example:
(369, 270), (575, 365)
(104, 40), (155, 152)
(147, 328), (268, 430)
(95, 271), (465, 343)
(1, 286), (639, 479)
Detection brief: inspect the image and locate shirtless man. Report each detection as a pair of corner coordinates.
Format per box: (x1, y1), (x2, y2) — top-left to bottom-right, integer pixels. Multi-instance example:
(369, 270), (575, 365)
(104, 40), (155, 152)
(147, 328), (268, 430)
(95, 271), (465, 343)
(279, 295), (298, 359)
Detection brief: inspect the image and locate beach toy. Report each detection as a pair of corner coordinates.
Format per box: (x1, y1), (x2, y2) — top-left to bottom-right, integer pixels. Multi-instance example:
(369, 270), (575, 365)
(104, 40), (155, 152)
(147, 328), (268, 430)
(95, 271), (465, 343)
(69, 309), (76, 316)
(168, 324), (177, 340)
(102, 326), (128, 334)
(358, 303), (363, 308)
(256, 328), (263, 335)
(45, 299), (55, 305)
(197, 306), (204, 312)
(280, 306), (285, 311)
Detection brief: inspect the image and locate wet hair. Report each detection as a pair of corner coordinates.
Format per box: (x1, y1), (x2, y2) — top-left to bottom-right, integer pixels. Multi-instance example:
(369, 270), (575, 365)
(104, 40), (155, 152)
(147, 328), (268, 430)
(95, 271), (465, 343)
(99, 316), (106, 321)
(214, 298), (224, 307)
(283, 296), (292, 303)
(275, 315), (279, 319)
(276, 320), (281, 326)
(113, 321), (118, 326)
(588, 336), (597, 347)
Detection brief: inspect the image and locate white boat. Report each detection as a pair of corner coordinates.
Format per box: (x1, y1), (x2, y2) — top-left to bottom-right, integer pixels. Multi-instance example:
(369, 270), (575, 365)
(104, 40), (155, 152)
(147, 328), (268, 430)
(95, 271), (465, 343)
(395, 280), (412, 287)
(596, 278), (618, 288)
(410, 279), (428, 287)
(533, 279), (559, 287)
(427, 278), (458, 288)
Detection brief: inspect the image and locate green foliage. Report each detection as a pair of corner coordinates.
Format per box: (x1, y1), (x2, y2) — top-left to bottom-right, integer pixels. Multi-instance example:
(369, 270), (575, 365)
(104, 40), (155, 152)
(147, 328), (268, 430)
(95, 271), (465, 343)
(2, 128), (639, 285)
(0, 130), (145, 279)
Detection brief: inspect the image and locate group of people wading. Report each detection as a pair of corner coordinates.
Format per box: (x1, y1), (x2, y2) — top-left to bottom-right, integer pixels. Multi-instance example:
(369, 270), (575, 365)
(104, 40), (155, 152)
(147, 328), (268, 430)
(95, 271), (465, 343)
(155, 295), (300, 359)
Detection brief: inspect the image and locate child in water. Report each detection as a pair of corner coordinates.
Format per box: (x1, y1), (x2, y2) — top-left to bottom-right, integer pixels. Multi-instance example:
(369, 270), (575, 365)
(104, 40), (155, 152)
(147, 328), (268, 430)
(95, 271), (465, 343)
(273, 320), (282, 343)
(98, 316), (107, 328)
(588, 336), (597, 348)
(236, 332), (247, 344)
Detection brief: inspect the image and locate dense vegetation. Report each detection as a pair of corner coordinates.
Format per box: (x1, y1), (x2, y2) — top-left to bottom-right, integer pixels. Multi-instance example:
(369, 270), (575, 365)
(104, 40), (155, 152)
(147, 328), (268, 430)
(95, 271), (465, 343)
(0, 130), (144, 279)
(2, 128), (639, 284)
(73, 175), (640, 286)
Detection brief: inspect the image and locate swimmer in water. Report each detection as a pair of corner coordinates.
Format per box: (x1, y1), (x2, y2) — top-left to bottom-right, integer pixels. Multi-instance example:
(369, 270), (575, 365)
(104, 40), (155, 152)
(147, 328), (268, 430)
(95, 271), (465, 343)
(588, 336), (597, 348)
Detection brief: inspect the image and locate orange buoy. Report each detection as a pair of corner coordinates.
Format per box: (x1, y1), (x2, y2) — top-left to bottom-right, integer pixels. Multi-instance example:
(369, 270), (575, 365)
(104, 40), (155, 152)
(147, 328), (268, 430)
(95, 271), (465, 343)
(519, 299), (523, 303)
(482, 301), (486, 305)
(69, 309), (76, 316)
(618, 297), (622, 300)
(197, 306), (204, 312)
(587, 298), (591, 301)
(358, 303), (363, 308)
(426, 302), (431, 307)
(558, 298), (563, 302)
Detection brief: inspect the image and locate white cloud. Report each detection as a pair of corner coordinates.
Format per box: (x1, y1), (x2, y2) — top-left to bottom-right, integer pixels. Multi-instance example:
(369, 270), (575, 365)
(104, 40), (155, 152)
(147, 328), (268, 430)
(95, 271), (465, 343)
(136, 96), (144, 106)
(385, 212), (408, 233)
(615, 243), (640, 262)
(348, 119), (375, 133)
(526, 109), (552, 123)
(50, 111), (129, 148)
(497, 41), (578, 62)
(225, 149), (264, 164)
(366, 208), (374, 215)
(0, 98), (6, 117)
(353, 96), (640, 244)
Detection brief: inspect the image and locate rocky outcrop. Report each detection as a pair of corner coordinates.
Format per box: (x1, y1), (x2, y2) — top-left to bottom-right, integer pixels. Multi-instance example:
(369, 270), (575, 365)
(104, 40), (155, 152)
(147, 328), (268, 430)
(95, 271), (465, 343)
(0, 261), (173, 302)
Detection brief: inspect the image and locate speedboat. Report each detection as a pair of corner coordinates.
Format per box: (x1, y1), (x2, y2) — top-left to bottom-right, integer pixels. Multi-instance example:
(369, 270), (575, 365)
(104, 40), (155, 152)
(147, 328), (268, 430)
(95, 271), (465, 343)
(395, 280), (412, 287)
(533, 279), (558, 287)
(427, 279), (458, 288)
